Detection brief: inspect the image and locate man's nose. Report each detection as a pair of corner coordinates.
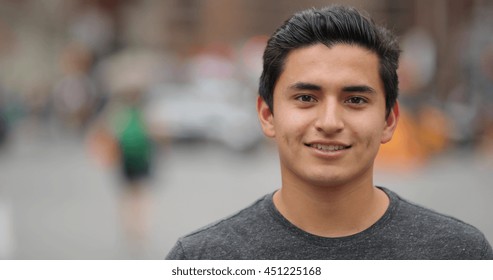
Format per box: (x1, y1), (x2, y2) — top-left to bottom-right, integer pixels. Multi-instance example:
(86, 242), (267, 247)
(314, 100), (344, 134)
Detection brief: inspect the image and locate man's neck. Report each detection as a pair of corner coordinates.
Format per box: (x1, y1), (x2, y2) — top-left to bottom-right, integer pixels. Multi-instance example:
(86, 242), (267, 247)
(273, 178), (389, 238)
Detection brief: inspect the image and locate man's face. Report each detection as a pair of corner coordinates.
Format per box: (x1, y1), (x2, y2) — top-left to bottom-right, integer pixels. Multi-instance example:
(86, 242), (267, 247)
(257, 43), (398, 189)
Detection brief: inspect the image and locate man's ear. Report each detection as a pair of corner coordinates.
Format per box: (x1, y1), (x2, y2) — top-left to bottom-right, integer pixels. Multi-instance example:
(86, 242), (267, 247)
(381, 101), (400, 144)
(257, 96), (275, 138)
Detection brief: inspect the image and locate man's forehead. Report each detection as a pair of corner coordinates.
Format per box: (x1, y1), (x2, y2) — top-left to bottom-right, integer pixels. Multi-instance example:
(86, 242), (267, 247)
(278, 44), (383, 89)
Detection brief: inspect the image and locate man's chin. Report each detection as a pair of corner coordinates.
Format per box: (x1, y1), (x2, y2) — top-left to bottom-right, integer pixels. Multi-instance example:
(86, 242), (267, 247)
(303, 173), (350, 189)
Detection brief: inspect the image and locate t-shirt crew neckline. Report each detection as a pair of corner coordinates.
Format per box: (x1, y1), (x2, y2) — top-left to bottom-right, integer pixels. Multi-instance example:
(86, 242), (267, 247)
(265, 186), (398, 247)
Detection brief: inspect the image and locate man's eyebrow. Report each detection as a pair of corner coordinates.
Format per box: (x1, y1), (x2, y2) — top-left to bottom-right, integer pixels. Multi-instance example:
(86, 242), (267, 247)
(342, 85), (376, 94)
(288, 82), (322, 91)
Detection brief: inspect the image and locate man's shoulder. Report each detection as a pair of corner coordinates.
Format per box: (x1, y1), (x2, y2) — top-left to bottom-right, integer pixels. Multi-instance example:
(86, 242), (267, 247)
(394, 192), (482, 234)
(388, 190), (493, 258)
(186, 195), (268, 238)
(167, 193), (275, 259)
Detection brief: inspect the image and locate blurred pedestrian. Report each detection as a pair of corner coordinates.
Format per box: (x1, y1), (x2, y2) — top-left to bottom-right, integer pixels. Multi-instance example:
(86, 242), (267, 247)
(88, 88), (155, 258)
(113, 90), (154, 245)
(87, 46), (174, 257)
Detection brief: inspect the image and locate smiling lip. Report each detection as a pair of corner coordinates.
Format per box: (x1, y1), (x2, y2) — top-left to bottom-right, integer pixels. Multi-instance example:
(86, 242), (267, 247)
(305, 142), (352, 153)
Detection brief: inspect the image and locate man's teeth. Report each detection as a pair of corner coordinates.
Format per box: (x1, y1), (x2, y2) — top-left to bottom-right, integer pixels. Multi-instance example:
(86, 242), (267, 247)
(312, 144), (347, 151)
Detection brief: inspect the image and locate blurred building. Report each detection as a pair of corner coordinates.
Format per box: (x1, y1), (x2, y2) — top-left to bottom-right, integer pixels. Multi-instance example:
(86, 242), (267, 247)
(0, 0), (483, 94)
(0, 0), (491, 150)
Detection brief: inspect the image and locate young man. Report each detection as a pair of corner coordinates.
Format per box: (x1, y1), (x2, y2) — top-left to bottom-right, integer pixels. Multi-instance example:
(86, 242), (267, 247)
(166, 5), (493, 259)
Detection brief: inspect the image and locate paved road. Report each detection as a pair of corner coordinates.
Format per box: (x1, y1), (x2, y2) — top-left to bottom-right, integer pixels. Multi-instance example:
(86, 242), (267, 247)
(0, 120), (492, 259)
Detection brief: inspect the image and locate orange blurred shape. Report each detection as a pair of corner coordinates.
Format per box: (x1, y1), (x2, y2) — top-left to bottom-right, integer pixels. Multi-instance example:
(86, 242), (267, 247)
(376, 106), (450, 172)
(376, 109), (427, 172)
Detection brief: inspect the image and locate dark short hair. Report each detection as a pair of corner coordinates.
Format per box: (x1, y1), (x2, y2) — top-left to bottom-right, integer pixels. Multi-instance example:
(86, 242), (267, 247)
(259, 5), (400, 117)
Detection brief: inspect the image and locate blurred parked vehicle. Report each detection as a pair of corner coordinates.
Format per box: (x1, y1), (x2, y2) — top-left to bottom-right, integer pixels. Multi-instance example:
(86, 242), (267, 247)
(145, 81), (262, 151)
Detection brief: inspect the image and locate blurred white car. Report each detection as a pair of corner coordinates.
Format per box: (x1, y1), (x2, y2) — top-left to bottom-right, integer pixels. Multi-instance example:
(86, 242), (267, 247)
(145, 80), (263, 151)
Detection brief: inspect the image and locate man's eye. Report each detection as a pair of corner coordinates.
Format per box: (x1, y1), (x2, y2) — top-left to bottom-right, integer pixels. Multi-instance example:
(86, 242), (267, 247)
(296, 95), (316, 102)
(346, 97), (367, 104)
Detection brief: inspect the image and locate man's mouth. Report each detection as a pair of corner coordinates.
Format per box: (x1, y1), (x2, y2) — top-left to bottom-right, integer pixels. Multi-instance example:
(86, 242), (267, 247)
(306, 143), (351, 151)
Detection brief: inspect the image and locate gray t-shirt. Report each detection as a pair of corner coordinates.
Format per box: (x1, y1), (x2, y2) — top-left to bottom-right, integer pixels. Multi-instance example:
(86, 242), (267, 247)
(166, 187), (493, 259)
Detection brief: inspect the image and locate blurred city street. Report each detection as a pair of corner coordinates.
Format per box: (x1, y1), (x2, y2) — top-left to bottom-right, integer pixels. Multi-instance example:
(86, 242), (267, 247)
(0, 119), (492, 259)
(1, 0), (493, 260)
(0, 120), (282, 259)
